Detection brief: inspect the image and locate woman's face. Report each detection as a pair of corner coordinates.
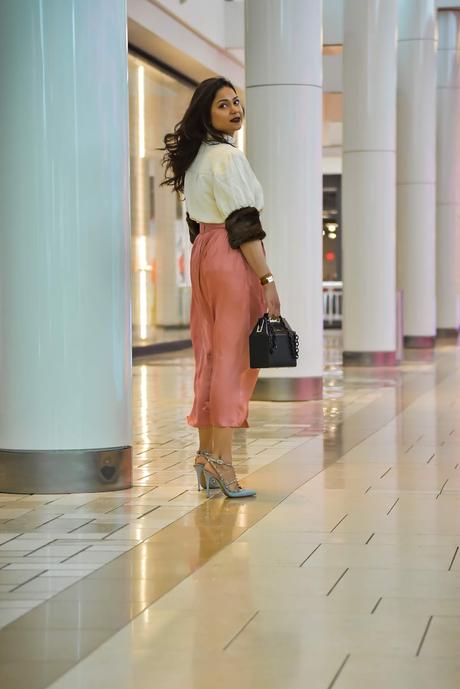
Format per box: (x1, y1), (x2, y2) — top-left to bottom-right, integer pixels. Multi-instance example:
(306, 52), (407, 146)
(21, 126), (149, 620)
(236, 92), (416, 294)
(210, 86), (243, 136)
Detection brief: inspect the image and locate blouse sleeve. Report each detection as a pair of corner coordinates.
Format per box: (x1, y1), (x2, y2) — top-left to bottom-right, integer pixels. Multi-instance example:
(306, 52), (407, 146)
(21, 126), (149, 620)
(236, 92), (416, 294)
(211, 147), (266, 249)
(212, 147), (261, 217)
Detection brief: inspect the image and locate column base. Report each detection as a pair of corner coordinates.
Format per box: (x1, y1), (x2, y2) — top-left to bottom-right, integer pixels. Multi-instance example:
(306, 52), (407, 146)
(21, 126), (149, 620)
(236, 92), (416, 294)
(436, 328), (459, 339)
(252, 377), (323, 401)
(0, 446), (132, 494)
(404, 336), (435, 349)
(343, 351), (397, 366)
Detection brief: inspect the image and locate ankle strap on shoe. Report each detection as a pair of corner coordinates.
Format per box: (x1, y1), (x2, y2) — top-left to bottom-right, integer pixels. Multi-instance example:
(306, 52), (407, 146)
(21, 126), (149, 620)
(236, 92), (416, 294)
(207, 455), (232, 468)
(197, 450), (211, 458)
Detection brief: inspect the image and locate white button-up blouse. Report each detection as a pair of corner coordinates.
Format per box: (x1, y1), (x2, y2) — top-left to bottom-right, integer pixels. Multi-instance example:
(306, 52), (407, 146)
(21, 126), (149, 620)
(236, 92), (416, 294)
(184, 140), (264, 224)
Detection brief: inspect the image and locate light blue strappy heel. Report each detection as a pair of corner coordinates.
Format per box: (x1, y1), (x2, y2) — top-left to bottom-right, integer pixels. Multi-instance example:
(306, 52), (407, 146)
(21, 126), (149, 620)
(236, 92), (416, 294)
(194, 450), (219, 491)
(202, 454), (256, 499)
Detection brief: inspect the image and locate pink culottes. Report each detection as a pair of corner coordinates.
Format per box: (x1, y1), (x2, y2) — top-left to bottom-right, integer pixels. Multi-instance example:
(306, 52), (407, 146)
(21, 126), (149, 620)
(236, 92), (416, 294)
(187, 222), (266, 428)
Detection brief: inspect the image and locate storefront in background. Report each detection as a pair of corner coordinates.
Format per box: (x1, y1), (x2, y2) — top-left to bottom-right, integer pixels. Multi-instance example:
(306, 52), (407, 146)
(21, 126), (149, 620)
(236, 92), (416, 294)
(322, 174), (342, 282)
(128, 53), (194, 347)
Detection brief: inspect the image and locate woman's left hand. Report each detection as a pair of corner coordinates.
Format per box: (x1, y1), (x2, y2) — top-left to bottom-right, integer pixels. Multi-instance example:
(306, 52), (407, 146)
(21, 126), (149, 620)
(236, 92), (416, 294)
(263, 282), (281, 319)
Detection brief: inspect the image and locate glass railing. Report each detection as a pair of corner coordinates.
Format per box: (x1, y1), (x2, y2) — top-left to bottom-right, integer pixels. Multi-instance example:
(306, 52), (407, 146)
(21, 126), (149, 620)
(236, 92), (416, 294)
(323, 281), (343, 328)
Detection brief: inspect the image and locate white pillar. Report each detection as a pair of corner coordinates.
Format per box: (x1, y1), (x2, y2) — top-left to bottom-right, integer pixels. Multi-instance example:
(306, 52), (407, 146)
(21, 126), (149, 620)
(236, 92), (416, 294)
(0, 0), (132, 492)
(245, 0), (323, 400)
(342, 0), (398, 365)
(397, 0), (437, 348)
(436, 10), (460, 335)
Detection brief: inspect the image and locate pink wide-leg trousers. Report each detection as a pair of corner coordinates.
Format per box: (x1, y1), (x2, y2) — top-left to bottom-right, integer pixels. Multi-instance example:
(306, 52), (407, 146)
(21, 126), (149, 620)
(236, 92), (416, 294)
(187, 222), (265, 428)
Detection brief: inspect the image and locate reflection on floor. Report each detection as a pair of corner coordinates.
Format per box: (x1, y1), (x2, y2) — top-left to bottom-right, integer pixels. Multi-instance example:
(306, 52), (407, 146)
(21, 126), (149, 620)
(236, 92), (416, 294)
(132, 325), (190, 349)
(1, 332), (460, 688)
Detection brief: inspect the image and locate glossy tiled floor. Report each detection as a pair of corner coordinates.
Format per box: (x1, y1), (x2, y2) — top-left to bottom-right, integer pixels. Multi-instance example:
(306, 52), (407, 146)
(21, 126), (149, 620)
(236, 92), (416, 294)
(1, 334), (460, 688)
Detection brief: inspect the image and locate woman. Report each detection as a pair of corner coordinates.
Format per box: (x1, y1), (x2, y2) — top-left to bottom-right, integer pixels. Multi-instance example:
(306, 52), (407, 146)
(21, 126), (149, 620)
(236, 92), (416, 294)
(161, 77), (280, 498)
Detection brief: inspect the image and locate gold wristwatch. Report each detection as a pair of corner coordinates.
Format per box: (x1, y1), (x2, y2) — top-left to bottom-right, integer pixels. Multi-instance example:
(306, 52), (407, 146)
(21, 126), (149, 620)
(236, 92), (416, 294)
(260, 272), (274, 286)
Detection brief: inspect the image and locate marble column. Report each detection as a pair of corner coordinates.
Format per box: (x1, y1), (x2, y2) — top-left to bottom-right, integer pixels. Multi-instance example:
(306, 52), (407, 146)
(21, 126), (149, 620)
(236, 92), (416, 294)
(397, 0), (437, 348)
(436, 10), (460, 336)
(342, 0), (398, 365)
(245, 0), (323, 400)
(0, 0), (132, 492)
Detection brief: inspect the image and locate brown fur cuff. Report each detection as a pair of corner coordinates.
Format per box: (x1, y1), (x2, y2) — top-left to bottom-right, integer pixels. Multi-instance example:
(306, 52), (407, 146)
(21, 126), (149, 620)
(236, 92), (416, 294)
(186, 213), (200, 244)
(225, 207), (266, 249)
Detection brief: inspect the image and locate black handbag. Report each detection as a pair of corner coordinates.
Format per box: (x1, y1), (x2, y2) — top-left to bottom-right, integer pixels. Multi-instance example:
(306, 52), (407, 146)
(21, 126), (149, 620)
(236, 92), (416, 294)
(249, 314), (300, 368)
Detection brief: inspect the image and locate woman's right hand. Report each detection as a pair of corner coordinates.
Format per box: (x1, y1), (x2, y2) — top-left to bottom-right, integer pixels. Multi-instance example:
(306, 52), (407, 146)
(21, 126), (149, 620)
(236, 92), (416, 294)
(263, 282), (281, 319)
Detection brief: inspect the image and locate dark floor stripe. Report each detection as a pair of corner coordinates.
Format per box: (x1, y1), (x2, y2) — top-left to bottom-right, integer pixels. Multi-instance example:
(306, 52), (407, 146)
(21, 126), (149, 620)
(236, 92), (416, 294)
(9, 569), (47, 593)
(435, 479), (448, 499)
(370, 597), (382, 614)
(448, 546), (459, 572)
(330, 514), (348, 532)
(24, 539), (58, 557)
(327, 654), (351, 688)
(386, 498), (399, 515)
(222, 610), (259, 651)
(326, 568), (349, 597)
(415, 616), (433, 657)
(60, 546), (91, 563)
(299, 543), (322, 567)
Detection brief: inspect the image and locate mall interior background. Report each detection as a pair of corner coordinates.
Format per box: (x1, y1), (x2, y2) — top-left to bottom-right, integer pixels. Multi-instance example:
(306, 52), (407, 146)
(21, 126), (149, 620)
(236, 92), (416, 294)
(130, 0), (459, 349)
(128, 0), (347, 348)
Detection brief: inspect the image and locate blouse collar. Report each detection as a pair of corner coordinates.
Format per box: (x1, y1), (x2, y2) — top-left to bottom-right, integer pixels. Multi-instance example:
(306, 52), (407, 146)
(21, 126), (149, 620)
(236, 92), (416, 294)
(204, 133), (234, 145)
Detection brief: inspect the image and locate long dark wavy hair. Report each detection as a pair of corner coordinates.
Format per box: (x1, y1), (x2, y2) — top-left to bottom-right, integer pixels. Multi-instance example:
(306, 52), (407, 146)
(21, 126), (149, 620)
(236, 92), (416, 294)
(160, 77), (238, 194)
